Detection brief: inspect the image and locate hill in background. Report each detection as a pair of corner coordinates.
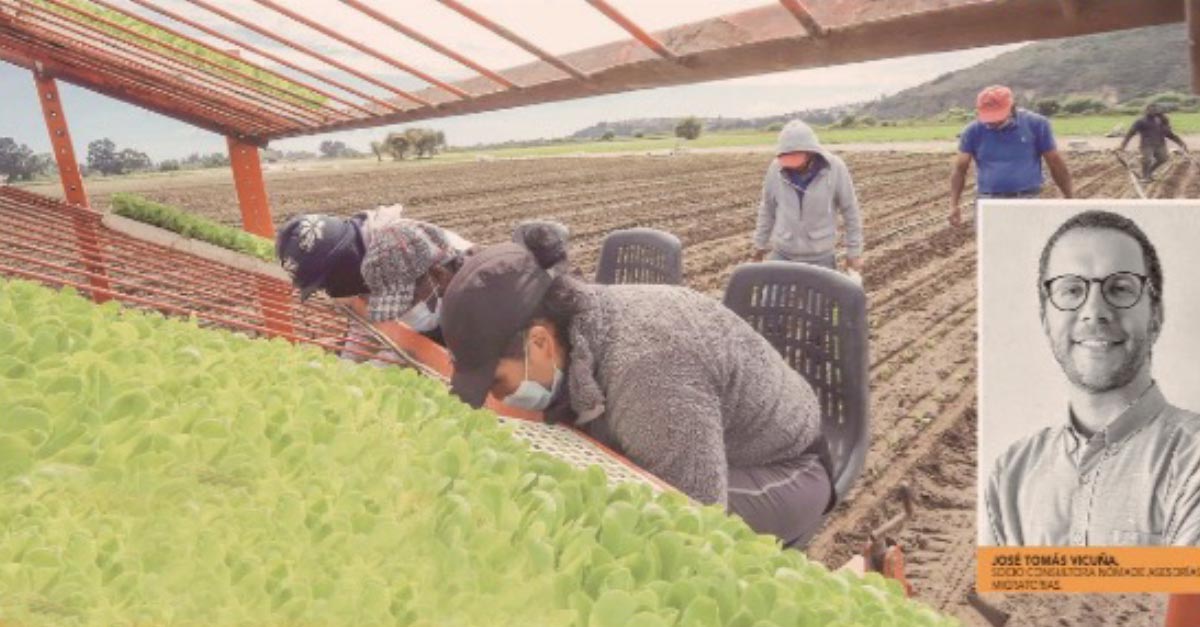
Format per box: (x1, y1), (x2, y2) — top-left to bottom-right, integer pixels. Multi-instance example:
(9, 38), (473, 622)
(569, 24), (1189, 139)
(859, 24), (1189, 120)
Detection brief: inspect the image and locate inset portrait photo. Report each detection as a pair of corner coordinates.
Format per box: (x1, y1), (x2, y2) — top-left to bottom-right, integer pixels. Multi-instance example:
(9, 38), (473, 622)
(977, 200), (1200, 547)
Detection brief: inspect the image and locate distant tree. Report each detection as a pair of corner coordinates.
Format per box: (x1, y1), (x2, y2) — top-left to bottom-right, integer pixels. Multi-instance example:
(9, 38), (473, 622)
(159, 159), (181, 172)
(835, 114), (858, 128)
(674, 116), (702, 140)
(403, 128), (425, 154)
(116, 148), (152, 174)
(383, 132), (411, 160)
(87, 138), (120, 175)
(1061, 96), (1107, 115)
(1035, 98), (1061, 117)
(858, 115), (878, 127)
(370, 141), (385, 162)
(283, 150), (317, 161)
(765, 122), (785, 132)
(261, 148), (283, 163)
(202, 152), (230, 168)
(384, 128), (447, 159)
(0, 138), (49, 182)
(600, 130), (615, 141)
(319, 140), (348, 159)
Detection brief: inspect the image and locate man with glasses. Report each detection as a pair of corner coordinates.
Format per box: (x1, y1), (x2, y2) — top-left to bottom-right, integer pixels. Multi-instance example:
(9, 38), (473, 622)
(948, 85), (1073, 227)
(984, 210), (1200, 546)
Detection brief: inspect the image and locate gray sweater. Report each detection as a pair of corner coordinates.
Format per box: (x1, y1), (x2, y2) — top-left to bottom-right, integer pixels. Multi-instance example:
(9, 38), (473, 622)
(560, 283), (821, 506)
(754, 120), (864, 260)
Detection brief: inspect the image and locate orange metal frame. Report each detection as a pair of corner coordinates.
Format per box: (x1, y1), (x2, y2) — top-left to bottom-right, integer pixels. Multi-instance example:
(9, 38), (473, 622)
(226, 136), (274, 239)
(33, 70), (111, 304)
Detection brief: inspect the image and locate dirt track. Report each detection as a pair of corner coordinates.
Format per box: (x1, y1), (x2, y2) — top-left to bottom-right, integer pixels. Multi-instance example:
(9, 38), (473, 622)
(52, 151), (1199, 626)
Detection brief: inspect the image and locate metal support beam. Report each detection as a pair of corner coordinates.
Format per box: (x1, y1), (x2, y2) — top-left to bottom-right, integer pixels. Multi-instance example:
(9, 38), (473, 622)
(33, 70), (87, 208)
(1190, 0), (1200, 93)
(27, 0), (327, 128)
(127, 0), (378, 117)
(246, 0), (469, 99)
(779, 0), (826, 37)
(181, 0), (415, 111)
(436, 0), (590, 81)
(1, 33), (278, 139)
(33, 70), (110, 303)
(272, 0), (1183, 140)
(585, 0), (678, 61)
(337, 0), (515, 89)
(1058, 0), (1082, 19)
(226, 136), (274, 239)
(85, 0), (352, 123)
(226, 135), (293, 337)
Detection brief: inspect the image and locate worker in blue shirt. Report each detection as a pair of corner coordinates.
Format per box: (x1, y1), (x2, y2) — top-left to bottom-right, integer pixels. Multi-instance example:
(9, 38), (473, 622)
(949, 85), (1073, 227)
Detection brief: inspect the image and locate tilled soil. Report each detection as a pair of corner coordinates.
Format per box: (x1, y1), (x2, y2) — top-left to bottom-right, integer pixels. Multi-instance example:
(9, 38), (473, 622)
(64, 151), (1198, 626)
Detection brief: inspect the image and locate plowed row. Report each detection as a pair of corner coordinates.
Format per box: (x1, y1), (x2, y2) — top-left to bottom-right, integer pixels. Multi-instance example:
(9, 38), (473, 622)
(74, 151), (1200, 626)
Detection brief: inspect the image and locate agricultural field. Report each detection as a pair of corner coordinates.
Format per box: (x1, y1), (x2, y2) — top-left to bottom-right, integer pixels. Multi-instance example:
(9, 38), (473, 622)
(20, 149), (1198, 626)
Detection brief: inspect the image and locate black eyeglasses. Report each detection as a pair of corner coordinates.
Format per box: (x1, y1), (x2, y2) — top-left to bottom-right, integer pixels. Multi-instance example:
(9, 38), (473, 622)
(1042, 272), (1152, 311)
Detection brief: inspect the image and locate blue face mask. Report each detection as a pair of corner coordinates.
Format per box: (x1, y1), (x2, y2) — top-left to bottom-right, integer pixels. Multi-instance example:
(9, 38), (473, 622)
(502, 334), (562, 412)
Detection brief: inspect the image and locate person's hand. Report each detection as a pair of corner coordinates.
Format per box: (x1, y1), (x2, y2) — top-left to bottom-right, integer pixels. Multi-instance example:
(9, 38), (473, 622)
(751, 249), (766, 263)
(948, 203), (963, 228)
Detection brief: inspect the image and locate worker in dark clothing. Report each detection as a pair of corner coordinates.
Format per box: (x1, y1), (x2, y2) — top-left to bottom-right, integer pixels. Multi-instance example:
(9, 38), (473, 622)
(1118, 103), (1190, 183)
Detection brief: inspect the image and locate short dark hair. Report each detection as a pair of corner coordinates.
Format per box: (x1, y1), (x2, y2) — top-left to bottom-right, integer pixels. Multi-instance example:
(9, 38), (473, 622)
(1037, 210), (1163, 312)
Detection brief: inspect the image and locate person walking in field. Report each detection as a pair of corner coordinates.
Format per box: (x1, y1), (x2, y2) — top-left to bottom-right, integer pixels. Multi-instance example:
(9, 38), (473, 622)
(949, 85), (1073, 227)
(440, 231), (836, 548)
(752, 120), (864, 275)
(1117, 103), (1190, 183)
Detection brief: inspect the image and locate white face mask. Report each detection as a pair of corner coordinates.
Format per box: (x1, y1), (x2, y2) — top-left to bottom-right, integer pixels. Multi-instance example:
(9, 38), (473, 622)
(398, 292), (440, 333)
(503, 334), (562, 412)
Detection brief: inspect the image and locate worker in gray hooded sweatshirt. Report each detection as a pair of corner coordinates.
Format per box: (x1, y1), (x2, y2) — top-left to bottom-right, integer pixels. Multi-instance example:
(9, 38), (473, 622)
(440, 227), (835, 548)
(753, 120), (864, 273)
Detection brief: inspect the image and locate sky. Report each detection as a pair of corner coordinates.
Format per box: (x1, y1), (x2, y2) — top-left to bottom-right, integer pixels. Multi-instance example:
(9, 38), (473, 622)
(0, 0), (1020, 160)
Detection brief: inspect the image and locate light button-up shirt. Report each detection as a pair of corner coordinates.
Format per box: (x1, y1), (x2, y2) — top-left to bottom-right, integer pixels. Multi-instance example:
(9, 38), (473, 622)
(986, 384), (1200, 546)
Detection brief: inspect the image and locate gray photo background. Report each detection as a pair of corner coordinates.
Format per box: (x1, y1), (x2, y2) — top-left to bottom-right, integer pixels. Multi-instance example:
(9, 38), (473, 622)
(976, 200), (1200, 544)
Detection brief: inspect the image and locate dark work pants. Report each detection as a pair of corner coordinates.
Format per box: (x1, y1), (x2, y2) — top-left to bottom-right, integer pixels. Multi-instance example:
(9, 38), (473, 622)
(728, 453), (832, 549)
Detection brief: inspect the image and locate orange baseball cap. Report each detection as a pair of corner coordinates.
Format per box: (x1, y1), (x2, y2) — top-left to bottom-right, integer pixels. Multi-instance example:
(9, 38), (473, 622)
(976, 85), (1014, 124)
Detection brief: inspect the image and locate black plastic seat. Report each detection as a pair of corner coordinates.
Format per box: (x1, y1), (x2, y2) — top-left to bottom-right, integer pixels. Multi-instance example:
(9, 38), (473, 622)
(722, 261), (869, 504)
(594, 227), (683, 285)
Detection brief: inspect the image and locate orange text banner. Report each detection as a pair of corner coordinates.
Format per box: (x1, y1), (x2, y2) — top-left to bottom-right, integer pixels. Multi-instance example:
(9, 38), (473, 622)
(977, 547), (1200, 593)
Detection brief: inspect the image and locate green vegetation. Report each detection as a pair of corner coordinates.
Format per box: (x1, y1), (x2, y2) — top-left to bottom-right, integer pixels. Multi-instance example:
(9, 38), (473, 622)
(33, 0), (326, 110)
(109, 194), (274, 262)
(0, 278), (957, 626)
(460, 112), (1200, 159)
